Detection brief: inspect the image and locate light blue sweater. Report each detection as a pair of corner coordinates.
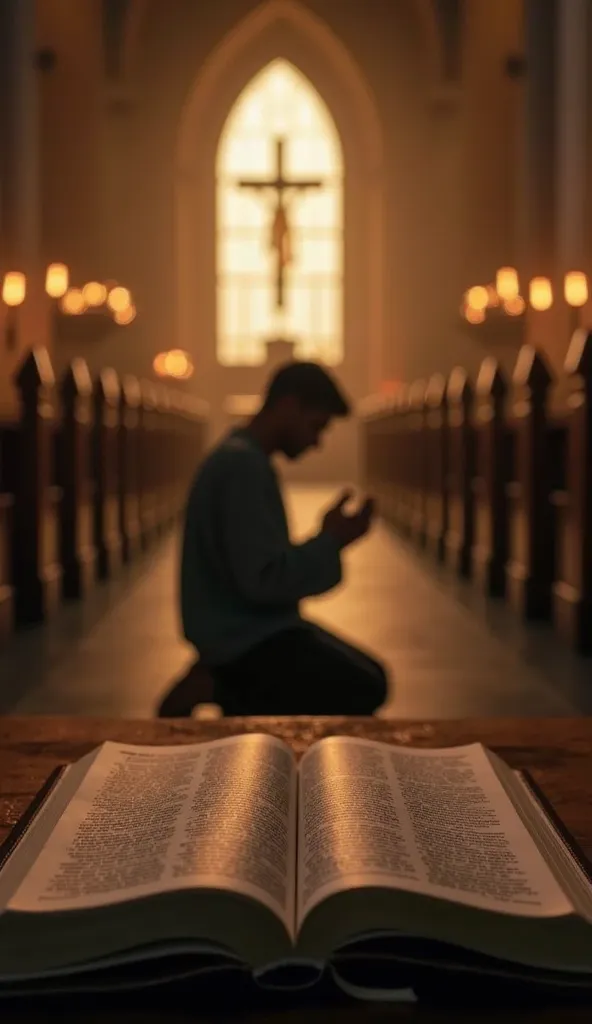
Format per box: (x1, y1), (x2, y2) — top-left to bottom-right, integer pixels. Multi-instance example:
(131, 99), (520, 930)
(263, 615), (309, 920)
(180, 429), (342, 665)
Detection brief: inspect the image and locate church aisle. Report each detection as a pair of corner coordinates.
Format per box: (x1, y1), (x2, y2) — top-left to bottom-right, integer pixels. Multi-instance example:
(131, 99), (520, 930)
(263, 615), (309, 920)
(0, 488), (587, 719)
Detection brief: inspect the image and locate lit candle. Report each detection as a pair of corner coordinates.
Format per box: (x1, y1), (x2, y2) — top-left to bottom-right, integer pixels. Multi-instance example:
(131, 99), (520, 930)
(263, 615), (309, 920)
(2, 271), (26, 306)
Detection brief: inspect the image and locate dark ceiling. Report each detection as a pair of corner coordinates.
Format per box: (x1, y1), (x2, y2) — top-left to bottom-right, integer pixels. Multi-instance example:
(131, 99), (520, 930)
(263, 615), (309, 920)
(101, 0), (461, 80)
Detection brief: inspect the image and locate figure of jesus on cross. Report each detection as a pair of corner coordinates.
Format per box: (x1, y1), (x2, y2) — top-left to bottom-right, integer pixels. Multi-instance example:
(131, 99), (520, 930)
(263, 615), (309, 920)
(237, 137), (323, 309)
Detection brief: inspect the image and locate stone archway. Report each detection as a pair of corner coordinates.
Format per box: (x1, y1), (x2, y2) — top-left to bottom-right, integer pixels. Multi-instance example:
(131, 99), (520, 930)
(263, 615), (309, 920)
(174, 0), (386, 481)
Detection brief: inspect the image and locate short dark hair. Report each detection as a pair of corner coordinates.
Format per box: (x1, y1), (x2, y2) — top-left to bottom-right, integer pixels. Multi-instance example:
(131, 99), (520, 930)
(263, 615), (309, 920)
(263, 361), (351, 417)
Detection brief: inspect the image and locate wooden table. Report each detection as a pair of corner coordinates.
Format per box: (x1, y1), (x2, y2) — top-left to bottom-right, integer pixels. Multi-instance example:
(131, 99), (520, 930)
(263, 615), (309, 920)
(1, 715), (592, 1022)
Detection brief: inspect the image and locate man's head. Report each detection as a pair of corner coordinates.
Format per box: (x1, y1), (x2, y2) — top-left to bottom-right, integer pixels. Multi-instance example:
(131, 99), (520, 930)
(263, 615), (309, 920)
(259, 361), (351, 460)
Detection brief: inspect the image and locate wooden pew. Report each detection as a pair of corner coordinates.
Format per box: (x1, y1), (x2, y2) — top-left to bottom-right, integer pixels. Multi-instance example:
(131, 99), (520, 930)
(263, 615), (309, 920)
(505, 346), (555, 621)
(394, 382), (421, 537)
(58, 359), (97, 599)
(552, 330), (592, 653)
(360, 338), (592, 657)
(359, 396), (395, 523)
(118, 375), (143, 564)
(387, 389), (408, 530)
(0, 424), (15, 641)
(407, 380), (428, 546)
(471, 359), (510, 598)
(166, 391), (185, 523)
(378, 399), (399, 527)
(423, 374), (448, 561)
(444, 368), (475, 577)
(0, 348), (211, 646)
(11, 349), (62, 626)
(139, 379), (159, 548)
(93, 368), (123, 580)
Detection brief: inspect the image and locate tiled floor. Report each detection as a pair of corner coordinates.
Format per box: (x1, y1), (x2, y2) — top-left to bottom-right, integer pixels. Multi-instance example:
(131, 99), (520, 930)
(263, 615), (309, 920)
(0, 487), (590, 718)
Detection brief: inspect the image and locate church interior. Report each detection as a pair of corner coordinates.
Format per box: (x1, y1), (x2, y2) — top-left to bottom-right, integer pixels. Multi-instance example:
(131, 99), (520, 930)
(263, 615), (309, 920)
(3, 2), (592, 1016)
(0, 0), (591, 721)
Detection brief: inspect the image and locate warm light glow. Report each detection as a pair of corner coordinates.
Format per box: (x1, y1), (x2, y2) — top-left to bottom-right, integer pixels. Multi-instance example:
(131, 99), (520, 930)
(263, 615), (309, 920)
(564, 270), (588, 308)
(2, 271), (26, 307)
(153, 352), (168, 376)
(466, 286), (489, 311)
(217, 59), (343, 366)
(529, 276), (553, 311)
(83, 281), (107, 307)
(45, 263), (69, 298)
(486, 285), (500, 307)
(465, 306), (485, 324)
(114, 304), (136, 325)
(107, 286), (132, 313)
(153, 349), (194, 380)
(495, 266), (519, 300)
(164, 350), (192, 378)
(60, 288), (86, 315)
(503, 295), (526, 316)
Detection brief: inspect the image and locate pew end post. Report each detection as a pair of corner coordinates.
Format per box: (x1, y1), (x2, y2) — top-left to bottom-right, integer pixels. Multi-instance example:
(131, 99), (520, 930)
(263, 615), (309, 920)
(444, 367), (475, 578)
(423, 373), (449, 563)
(59, 359), (97, 600)
(12, 348), (62, 626)
(505, 345), (554, 621)
(93, 368), (123, 581)
(471, 358), (509, 598)
(552, 329), (592, 654)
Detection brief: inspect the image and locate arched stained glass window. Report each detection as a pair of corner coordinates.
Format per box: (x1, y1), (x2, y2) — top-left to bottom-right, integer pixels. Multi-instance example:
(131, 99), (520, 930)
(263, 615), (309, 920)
(216, 59), (343, 366)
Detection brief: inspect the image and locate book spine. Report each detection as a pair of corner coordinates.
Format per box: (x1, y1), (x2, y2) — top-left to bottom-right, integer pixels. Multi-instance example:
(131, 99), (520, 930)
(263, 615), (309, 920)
(520, 770), (592, 886)
(0, 766), (66, 873)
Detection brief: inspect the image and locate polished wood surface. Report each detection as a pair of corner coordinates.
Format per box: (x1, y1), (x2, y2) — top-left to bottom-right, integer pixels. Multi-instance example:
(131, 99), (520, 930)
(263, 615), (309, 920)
(361, 334), (592, 652)
(0, 347), (207, 644)
(0, 715), (591, 1020)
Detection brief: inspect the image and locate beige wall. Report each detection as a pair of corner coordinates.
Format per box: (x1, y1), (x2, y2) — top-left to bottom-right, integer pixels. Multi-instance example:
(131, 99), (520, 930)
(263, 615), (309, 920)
(36, 0), (104, 278)
(460, 0), (522, 287)
(0, 1), (44, 414)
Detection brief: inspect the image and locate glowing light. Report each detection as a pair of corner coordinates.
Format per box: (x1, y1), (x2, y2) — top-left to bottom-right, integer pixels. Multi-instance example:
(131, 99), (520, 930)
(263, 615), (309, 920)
(83, 281), (107, 306)
(114, 304), (136, 325)
(153, 352), (168, 376)
(529, 276), (553, 311)
(107, 286), (131, 313)
(216, 58), (343, 366)
(2, 271), (26, 307)
(486, 285), (500, 308)
(465, 307), (485, 324)
(466, 286), (489, 311)
(503, 295), (526, 316)
(153, 349), (194, 379)
(495, 266), (519, 301)
(164, 349), (193, 379)
(60, 288), (86, 315)
(564, 271), (588, 308)
(45, 263), (69, 298)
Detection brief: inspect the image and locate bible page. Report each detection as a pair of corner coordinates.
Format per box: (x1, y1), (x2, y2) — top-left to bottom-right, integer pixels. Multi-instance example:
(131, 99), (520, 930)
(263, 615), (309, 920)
(297, 737), (573, 926)
(8, 734), (297, 931)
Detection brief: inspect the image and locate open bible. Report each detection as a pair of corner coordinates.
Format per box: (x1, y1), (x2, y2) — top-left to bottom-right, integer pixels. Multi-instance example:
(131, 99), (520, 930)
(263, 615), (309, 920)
(1, 732), (592, 1001)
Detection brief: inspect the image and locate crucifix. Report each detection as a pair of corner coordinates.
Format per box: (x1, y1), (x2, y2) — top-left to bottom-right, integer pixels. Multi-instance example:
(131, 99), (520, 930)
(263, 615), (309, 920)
(237, 137), (323, 308)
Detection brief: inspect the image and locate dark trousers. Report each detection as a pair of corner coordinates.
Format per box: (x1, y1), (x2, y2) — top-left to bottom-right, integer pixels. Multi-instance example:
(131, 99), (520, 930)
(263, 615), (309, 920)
(212, 623), (388, 716)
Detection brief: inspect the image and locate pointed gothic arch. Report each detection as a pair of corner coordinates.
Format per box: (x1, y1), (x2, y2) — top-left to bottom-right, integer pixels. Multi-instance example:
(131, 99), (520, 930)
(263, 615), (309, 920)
(174, 0), (386, 401)
(122, 0), (445, 87)
(215, 58), (345, 368)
